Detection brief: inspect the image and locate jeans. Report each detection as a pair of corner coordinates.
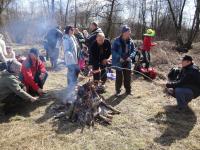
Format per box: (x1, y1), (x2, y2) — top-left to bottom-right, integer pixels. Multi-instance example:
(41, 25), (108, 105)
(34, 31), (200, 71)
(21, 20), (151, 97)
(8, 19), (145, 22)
(67, 64), (80, 86)
(29, 72), (48, 96)
(175, 88), (194, 108)
(66, 64), (80, 104)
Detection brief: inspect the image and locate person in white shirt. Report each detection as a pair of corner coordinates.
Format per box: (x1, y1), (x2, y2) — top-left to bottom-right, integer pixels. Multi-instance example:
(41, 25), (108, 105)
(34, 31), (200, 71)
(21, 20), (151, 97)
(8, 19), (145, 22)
(63, 26), (80, 104)
(0, 35), (15, 62)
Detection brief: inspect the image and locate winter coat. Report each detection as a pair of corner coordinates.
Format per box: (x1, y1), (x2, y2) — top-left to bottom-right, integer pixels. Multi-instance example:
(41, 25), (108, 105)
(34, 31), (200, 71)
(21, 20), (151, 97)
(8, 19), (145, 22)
(63, 34), (79, 66)
(75, 32), (85, 48)
(21, 57), (47, 92)
(142, 36), (156, 51)
(166, 63), (200, 98)
(0, 71), (33, 102)
(112, 36), (136, 70)
(45, 28), (63, 49)
(89, 39), (111, 69)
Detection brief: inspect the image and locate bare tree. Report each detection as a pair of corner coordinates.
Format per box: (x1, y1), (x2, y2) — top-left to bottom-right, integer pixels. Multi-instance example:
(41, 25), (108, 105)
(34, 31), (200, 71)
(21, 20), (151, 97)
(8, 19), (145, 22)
(167, 0), (187, 47)
(74, 0), (78, 27)
(65, 0), (71, 25)
(185, 0), (200, 49)
(0, 0), (12, 15)
(51, 0), (55, 19)
(105, 0), (116, 37)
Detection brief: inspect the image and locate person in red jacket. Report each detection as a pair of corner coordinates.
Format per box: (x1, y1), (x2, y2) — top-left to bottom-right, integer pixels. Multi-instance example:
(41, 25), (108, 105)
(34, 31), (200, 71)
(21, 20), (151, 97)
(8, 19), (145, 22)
(21, 48), (48, 96)
(141, 29), (157, 69)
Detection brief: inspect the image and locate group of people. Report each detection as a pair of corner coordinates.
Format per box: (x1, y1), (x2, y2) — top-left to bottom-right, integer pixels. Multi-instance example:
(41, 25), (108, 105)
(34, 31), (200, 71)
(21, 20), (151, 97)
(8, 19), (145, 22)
(0, 21), (199, 117)
(0, 35), (48, 107)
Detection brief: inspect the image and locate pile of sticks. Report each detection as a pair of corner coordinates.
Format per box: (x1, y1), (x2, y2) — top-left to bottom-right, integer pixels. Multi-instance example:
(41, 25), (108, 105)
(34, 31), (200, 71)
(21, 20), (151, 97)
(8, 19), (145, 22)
(53, 81), (121, 131)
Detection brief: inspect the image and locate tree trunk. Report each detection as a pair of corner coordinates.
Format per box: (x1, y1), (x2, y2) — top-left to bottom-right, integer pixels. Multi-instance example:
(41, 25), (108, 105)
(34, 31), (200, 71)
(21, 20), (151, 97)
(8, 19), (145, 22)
(65, 0), (70, 25)
(185, 0), (200, 49)
(167, 0), (186, 48)
(74, 0), (77, 27)
(51, 0), (55, 19)
(105, 0), (116, 38)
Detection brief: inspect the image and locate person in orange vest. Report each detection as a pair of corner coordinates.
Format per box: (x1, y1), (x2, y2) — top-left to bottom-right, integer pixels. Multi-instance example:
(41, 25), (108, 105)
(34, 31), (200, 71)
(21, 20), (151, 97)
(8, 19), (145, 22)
(141, 29), (157, 69)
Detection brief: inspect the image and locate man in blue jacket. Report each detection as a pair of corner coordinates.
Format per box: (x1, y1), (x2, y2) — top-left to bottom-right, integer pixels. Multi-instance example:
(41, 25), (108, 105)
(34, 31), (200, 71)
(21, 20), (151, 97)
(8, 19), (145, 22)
(112, 25), (136, 96)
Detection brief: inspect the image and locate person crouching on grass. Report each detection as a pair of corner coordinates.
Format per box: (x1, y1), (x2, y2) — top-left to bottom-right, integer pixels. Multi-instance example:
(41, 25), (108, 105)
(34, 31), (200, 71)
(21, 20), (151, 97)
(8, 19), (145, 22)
(20, 48), (48, 96)
(163, 55), (200, 111)
(0, 60), (38, 104)
(112, 25), (136, 96)
(89, 32), (111, 85)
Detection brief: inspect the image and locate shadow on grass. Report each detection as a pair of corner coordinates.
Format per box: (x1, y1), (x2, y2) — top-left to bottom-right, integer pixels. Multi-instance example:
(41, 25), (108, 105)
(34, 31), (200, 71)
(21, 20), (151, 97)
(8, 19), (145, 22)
(106, 94), (128, 107)
(148, 105), (197, 146)
(0, 93), (53, 123)
(36, 88), (125, 134)
(36, 100), (80, 135)
(35, 88), (81, 134)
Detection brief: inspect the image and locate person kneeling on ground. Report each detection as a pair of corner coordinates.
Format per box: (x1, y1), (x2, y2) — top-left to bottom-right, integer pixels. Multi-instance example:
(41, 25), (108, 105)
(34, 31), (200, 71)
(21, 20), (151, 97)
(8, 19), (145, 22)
(89, 32), (111, 85)
(21, 48), (48, 96)
(0, 60), (38, 103)
(165, 55), (200, 110)
(112, 25), (136, 96)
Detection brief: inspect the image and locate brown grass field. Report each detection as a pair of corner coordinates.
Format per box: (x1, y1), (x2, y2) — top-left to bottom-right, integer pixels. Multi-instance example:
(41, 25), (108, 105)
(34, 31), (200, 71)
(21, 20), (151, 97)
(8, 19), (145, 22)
(0, 42), (200, 150)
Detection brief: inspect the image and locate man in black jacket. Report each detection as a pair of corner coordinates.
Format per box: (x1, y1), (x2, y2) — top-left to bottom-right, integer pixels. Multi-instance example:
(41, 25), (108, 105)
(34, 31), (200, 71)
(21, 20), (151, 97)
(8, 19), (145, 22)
(166, 55), (200, 110)
(89, 33), (111, 84)
(86, 22), (103, 48)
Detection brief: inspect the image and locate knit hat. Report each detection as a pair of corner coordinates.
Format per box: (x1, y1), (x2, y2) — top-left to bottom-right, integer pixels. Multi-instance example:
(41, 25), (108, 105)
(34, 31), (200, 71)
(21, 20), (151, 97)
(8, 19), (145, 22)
(30, 48), (40, 58)
(121, 25), (130, 33)
(144, 29), (156, 37)
(182, 55), (193, 61)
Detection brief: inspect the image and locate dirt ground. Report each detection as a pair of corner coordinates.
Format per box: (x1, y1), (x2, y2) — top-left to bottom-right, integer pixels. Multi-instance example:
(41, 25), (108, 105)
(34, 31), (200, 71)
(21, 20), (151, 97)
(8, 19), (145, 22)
(0, 42), (200, 150)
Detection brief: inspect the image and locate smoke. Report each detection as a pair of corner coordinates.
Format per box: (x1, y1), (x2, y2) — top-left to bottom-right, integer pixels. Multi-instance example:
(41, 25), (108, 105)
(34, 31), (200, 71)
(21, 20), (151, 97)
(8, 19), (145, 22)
(4, 16), (58, 44)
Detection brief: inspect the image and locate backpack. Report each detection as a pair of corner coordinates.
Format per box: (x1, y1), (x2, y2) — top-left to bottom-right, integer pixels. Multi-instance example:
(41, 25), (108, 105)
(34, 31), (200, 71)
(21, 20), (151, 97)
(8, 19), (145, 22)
(168, 67), (181, 81)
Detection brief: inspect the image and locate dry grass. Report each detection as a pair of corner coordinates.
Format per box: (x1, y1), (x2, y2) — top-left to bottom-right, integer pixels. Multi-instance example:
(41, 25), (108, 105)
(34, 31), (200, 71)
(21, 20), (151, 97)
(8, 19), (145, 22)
(0, 42), (200, 150)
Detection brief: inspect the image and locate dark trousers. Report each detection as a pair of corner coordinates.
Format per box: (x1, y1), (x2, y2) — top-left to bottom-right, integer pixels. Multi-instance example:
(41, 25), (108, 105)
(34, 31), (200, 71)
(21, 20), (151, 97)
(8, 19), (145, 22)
(175, 88), (194, 109)
(142, 51), (150, 68)
(93, 65), (107, 83)
(115, 69), (131, 93)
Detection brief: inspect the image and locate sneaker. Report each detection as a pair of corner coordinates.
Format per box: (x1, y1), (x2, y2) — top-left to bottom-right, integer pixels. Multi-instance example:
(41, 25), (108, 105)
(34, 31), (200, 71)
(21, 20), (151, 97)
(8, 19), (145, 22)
(125, 91), (133, 95)
(115, 90), (121, 97)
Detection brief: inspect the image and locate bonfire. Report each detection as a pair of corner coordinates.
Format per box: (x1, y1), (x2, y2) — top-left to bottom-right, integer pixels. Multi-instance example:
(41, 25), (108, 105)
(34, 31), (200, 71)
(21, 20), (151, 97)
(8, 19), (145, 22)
(53, 81), (121, 132)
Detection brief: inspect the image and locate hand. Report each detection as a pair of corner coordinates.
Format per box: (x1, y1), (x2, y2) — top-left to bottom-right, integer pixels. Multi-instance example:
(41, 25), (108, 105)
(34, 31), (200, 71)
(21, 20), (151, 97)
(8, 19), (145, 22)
(30, 97), (39, 102)
(39, 73), (46, 80)
(37, 88), (44, 96)
(126, 57), (132, 62)
(101, 59), (108, 65)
